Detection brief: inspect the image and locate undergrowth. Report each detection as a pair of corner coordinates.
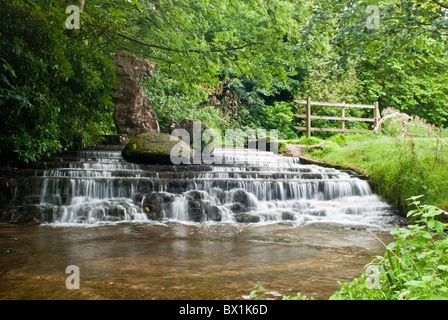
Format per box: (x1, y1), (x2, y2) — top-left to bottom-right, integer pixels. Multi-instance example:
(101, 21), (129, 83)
(305, 134), (448, 214)
(250, 197), (448, 300)
(330, 196), (448, 300)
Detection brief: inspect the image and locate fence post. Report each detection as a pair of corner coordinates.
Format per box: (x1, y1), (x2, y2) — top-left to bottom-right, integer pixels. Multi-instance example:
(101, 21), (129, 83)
(306, 96), (312, 138)
(374, 101), (379, 133)
(341, 102), (346, 133)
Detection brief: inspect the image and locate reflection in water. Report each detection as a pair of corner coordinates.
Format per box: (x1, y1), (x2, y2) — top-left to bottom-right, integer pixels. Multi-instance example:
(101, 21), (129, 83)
(0, 222), (395, 300)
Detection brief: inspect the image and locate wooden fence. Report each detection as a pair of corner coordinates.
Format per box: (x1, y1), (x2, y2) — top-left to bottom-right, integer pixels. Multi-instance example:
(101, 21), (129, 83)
(294, 97), (380, 138)
(405, 122), (447, 138)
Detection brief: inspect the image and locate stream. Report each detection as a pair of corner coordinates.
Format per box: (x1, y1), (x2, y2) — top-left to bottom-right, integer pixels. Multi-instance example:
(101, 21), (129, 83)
(0, 146), (401, 300)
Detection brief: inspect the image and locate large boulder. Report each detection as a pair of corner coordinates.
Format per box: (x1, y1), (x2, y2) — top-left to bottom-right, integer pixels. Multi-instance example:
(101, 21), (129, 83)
(282, 144), (307, 157)
(142, 191), (175, 220)
(112, 51), (159, 141)
(122, 132), (193, 165)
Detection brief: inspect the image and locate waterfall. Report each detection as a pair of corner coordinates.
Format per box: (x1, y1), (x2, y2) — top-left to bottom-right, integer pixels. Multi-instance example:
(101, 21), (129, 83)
(22, 145), (396, 228)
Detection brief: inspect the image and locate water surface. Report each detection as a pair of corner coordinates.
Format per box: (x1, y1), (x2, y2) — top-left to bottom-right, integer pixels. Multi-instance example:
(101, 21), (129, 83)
(0, 221), (395, 300)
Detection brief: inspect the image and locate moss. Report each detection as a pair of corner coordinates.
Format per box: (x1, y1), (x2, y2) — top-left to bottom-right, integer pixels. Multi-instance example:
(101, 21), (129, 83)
(122, 132), (193, 165)
(155, 146), (167, 154)
(118, 52), (138, 63)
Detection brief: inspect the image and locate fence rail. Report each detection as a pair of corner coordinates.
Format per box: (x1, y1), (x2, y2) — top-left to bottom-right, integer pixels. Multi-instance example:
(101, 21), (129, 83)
(294, 97), (380, 138)
(405, 122), (447, 138)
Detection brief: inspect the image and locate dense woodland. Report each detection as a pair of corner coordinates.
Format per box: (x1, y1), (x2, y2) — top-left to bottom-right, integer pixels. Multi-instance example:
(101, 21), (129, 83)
(1, 0), (448, 162)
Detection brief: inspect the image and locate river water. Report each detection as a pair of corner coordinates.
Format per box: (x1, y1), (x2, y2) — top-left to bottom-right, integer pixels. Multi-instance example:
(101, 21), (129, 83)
(0, 222), (395, 300)
(0, 146), (401, 300)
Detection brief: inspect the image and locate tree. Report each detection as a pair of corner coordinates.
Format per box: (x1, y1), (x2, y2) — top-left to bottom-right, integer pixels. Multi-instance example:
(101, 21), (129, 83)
(1, 0), (315, 160)
(301, 0), (448, 127)
(85, 0), (308, 85)
(0, 0), (117, 162)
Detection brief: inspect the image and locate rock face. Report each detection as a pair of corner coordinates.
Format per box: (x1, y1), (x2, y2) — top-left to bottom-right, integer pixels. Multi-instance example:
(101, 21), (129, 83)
(282, 144), (307, 157)
(142, 191), (174, 220)
(112, 51), (159, 140)
(122, 131), (193, 165)
(141, 190), (222, 222)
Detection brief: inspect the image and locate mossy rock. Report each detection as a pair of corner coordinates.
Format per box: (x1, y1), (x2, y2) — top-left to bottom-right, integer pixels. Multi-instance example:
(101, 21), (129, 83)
(122, 132), (193, 165)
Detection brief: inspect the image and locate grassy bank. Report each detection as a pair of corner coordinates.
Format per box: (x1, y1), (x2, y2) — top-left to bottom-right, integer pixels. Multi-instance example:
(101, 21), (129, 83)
(250, 134), (448, 300)
(300, 133), (448, 215)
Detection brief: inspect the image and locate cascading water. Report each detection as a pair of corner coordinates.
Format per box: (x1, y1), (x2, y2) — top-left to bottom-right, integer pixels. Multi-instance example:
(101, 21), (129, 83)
(18, 145), (395, 228)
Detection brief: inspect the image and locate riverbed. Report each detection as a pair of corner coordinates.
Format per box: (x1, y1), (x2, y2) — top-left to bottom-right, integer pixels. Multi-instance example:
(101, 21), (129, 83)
(0, 221), (395, 300)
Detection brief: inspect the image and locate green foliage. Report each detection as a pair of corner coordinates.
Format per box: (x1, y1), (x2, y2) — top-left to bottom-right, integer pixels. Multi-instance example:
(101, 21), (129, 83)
(104, 0), (308, 87)
(328, 134), (347, 146)
(0, 0), (116, 162)
(304, 0), (448, 128)
(2, 0), (448, 161)
(282, 293), (314, 300)
(141, 70), (224, 131)
(262, 101), (298, 140)
(331, 197), (448, 300)
(249, 282), (269, 300)
(297, 136), (324, 146)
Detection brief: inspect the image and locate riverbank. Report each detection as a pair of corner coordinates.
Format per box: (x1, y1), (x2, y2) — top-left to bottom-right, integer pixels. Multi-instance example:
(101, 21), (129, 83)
(294, 134), (448, 217)
(273, 134), (448, 300)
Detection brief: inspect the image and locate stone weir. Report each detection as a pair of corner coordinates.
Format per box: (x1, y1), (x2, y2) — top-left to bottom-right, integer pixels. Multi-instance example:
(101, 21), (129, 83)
(0, 146), (398, 228)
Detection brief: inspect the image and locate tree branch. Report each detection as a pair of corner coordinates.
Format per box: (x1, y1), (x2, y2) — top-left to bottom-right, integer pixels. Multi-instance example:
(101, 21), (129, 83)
(116, 32), (263, 54)
(431, 0), (448, 9)
(117, 32), (183, 52)
(209, 42), (263, 53)
(104, 32), (178, 65)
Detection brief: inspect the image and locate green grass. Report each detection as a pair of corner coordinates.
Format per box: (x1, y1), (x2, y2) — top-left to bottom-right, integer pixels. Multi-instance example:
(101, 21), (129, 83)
(305, 133), (448, 214)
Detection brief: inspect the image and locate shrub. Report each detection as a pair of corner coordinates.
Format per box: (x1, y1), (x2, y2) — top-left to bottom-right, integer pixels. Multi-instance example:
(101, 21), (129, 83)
(141, 71), (224, 132)
(297, 136), (324, 146)
(262, 101), (298, 140)
(0, 1), (117, 162)
(330, 196), (448, 300)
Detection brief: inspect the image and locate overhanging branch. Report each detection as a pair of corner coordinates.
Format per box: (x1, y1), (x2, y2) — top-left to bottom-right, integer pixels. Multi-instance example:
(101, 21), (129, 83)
(117, 32), (183, 52)
(116, 32), (263, 54)
(431, 0), (448, 10)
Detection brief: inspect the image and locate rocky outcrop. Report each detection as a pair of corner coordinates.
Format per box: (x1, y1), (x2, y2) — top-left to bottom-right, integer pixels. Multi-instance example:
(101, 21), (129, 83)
(282, 141), (331, 157)
(122, 131), (193, 165)
(142, 191), (174, 220)
(141, 190), (222, 222)
(162, 118), (217, 160)
(282, 144), (307, 157)
(112, 51), (159, 141)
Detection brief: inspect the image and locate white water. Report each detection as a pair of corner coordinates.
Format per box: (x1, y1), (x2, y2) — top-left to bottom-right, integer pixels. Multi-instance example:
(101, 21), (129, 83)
(33, 146), (397, 229)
